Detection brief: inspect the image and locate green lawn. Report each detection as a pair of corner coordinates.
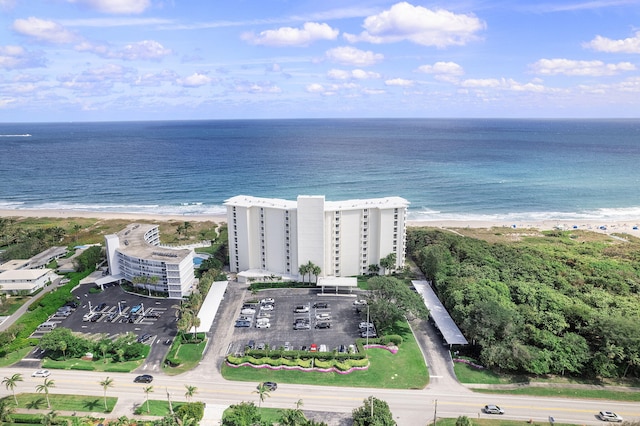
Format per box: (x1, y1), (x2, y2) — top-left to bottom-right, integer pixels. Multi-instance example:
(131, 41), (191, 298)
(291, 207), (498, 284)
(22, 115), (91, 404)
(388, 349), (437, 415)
(6, 393), (117, 413)
(222, 321), (428, 389)
(454, 361), (518, 385)
(0, 346), (33, 367)
(133, 399), (186, 416)
(43, 356), (145, 372)
(163, 338), (208, 376)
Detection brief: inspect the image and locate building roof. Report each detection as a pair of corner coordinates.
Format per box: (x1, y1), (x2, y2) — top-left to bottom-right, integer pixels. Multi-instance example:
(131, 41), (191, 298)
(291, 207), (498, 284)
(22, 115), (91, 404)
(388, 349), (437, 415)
(317, 276), (357, 287)
(0, 269), (52, 281)
(109, 223), (192, 262)
(0, 259), (30, 272)
(224, 195), (409, 211)
(28, 246), (67, 268)
(412, 280), (468, 346)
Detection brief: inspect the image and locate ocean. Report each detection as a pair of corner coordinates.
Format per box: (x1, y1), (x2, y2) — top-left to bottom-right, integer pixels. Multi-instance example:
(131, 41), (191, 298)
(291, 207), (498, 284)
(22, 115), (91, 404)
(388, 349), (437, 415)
(1, 119), (639, 222)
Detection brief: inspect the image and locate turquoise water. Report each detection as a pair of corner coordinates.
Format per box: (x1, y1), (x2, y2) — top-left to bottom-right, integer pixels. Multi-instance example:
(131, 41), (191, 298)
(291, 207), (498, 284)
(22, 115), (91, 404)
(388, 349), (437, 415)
(0, 119), (639, 222)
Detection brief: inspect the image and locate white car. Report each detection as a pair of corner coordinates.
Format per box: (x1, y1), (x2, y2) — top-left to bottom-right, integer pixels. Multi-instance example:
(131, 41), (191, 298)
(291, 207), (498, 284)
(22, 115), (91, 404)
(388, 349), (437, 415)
(294, 305), (309, 313)
(359, 322), (374, 330)
(353, 299), (367, 306)
(256, 322), (271, 329)
(260, 304), (274, 311)
(597, 412), (623, 422)
(315, 313), (331, 321)
(240, 308), (256, 315)
(32, 369), (51, 378)
(260, 298), (275, 304)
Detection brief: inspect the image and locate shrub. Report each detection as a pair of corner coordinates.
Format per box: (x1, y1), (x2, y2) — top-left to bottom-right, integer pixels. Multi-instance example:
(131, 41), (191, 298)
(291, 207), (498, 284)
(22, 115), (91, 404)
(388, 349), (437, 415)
(176, 401), (205, 422)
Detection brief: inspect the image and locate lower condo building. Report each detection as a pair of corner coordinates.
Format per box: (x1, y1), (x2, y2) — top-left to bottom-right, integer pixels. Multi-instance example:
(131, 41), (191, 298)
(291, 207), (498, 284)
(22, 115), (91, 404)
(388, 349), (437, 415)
(225, 195), (409, 281)
(105, 224), (195, 299)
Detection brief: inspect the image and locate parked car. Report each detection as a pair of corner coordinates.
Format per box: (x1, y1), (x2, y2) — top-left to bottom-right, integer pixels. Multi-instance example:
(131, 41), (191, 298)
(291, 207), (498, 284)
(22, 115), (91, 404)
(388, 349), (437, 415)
(96, 303), (106, 311)
(260, 304), (274, 311)
(256, 322), (270, 329)
(315, 313), (331, 321)
(256, 343), (266, 350)
(361, 330), (377, 338)
(294, 322), (310, 330)
(137, 333), (152, 343)
(235, 320), (251, 328)
(483, 405), (505, 415)
(313, 302), (329, 309)
(241, 308), (256, 315)
(353, 299), (367, 306)
(260, 298), (275, 305)
(134, 375), (153, 383)
(309, 344), (318, 352)
(32, 369), (50, 378)
(597, 412), (623, 422)
(294, 305), (309, 313)
(247, 340), (255, 350)
(259, 381), (277, 391)
(293, 318), (310, 324)
(315, 322), (331, 329)
(359, 322), (374, 330)
(257, 311), (271, 318)
(90, 313), (102, 322)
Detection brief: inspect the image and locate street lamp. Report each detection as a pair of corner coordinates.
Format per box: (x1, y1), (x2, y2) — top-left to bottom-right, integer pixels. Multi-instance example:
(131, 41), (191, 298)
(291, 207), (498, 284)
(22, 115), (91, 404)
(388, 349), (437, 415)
(366, 304), (370, 347)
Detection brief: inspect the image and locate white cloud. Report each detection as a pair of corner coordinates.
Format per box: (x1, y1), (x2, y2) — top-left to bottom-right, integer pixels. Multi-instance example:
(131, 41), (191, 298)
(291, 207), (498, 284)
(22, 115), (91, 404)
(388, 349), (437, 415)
(327, 68), (380, 80)
(306, 83), (325, 93)
(584, 31), (640, 54)
(58, 63), (135, 93)
(67, 0), (151, 14)
(12, 17), (78, 44)
(242, 22), (339, 47)
(0, 45), (46, 69)
(134, 70), (179, 86)
(178, 73), (212, 87)
(234, 81), (282, 94)
(531, 58), (636, 76)
(417, 61), (464, 83)
(385, 78), (414, 86)
(460, 77), (548, 93)
(325, 46), (383, 66)
(344, 2), (485, 48)
(75, 40), (172, 61)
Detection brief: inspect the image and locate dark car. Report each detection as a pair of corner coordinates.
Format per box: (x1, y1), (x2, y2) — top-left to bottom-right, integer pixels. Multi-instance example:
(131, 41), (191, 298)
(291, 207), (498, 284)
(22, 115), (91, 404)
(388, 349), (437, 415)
(313, 302), (329, 309)
(259, 381), (277, 391)
(90, 313), (102, 322)
(134, 375), (153, 383)
(235, 320), (251, 328)
(315, 322), (331, 329)
(137, 333), (152, 343)
(293, 322), (310, 330)
(97, 303), (106, 311)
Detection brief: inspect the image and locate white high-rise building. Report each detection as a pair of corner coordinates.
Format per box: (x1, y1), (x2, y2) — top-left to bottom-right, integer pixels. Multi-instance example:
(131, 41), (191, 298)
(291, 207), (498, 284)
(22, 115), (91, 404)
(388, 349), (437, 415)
(225, 195), (409, 279)
(105, 224), (195, 299)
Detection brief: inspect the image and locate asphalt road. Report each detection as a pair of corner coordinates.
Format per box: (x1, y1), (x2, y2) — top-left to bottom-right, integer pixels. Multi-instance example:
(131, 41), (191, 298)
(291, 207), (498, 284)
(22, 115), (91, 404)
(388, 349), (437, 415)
(4, 366), (639, 425)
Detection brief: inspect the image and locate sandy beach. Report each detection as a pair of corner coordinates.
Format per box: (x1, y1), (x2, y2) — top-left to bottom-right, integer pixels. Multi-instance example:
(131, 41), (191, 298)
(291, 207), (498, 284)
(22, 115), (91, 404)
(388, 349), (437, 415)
(1, 208), (639, 235)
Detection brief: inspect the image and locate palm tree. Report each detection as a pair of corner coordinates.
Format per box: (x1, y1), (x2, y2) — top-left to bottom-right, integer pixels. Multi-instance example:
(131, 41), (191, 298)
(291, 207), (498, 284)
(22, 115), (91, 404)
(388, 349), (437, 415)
(311, 265), (321, 284)
(35, 378), (55, 409)
(59, 340), (68, 360)
(184, 384), (198, 402)
(2, 373), (23, 406)
(298, 263), (309, 283)
(41, 410), (58, 426)
(99, 377), (114, 412)
(143, 386), (154, 413)
(0, 399), (15, 423)
(305, 260), (315, 283)
(253, 383), (271, 408)
(379, 253), (397, 275)
(191, 316), (201, 340)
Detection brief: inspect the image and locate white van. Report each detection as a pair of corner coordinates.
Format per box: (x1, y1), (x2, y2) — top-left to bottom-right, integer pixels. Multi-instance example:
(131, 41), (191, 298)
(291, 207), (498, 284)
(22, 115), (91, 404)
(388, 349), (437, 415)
(38, 322), (57, 330)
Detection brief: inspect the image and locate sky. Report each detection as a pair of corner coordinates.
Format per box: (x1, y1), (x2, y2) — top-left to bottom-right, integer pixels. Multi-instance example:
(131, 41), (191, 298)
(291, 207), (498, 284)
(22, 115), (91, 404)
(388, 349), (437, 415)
(1, 0), (640, 121)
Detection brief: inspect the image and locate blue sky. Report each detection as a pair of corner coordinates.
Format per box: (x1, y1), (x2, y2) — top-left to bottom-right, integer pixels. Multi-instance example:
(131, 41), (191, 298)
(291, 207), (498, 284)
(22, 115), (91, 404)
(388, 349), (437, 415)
(1, 0), (640, 121)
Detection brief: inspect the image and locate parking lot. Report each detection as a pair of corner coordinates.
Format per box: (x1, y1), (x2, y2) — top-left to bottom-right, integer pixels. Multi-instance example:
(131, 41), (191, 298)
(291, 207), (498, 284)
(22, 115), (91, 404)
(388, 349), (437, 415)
(31, 284), (181, 369)
(228, 288), (373, 354)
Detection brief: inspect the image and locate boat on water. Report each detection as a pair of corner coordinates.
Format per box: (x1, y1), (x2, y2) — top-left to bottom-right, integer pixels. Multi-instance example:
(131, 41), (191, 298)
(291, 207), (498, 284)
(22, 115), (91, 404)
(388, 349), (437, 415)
(0, 134), (31, 137)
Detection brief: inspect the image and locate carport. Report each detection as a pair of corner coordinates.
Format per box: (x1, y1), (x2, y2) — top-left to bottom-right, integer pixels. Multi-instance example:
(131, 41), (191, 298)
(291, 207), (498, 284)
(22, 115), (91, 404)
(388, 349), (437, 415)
(189, 280), (228, 333)
(316, 276), (357, 294)
(412, 280), (468, 347)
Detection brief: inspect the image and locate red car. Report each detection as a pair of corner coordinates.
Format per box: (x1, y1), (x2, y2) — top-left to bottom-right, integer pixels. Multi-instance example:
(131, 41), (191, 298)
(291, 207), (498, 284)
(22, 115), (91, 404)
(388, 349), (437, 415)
(309, 343), (318, 352)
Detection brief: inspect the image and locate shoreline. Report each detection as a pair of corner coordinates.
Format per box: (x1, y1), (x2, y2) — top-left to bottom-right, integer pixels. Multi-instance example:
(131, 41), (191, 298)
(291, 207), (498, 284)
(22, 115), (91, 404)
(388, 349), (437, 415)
(1, 208), (638, 234)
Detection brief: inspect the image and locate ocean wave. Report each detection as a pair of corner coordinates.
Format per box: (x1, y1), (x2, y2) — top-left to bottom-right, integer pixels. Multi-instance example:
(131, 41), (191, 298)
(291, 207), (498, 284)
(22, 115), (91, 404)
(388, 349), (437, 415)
(0, 201), (227, 216)
(408, 206), (640, 223)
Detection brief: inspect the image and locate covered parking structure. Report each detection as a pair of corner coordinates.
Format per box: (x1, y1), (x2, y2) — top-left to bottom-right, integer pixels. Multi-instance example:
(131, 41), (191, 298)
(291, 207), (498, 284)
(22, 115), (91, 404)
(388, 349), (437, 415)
(412, 280), (468, 347)
(317, 276), (357, 294)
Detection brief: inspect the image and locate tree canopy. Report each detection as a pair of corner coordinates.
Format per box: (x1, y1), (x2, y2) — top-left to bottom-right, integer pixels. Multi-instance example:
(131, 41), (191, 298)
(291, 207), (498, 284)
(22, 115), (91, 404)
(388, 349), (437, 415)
(408, 227), (640, 378)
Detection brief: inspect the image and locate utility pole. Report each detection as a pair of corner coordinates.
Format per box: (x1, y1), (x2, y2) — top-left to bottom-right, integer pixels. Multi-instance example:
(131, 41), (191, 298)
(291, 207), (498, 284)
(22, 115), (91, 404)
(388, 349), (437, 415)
(433, 399), (437, 425)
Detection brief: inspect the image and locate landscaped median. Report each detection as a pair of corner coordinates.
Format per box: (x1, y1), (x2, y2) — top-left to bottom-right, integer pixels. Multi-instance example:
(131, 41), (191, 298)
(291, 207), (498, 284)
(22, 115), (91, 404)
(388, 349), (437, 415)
(222, 322), (429, 389)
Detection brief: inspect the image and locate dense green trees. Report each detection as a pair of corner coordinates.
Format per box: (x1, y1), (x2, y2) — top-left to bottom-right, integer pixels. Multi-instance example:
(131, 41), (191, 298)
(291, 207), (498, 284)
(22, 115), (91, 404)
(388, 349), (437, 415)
(39, 328), (144, 362)
(352, 396), (396, 426)
(408, 227), (640, 378)
(366, 276), (429, 333)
